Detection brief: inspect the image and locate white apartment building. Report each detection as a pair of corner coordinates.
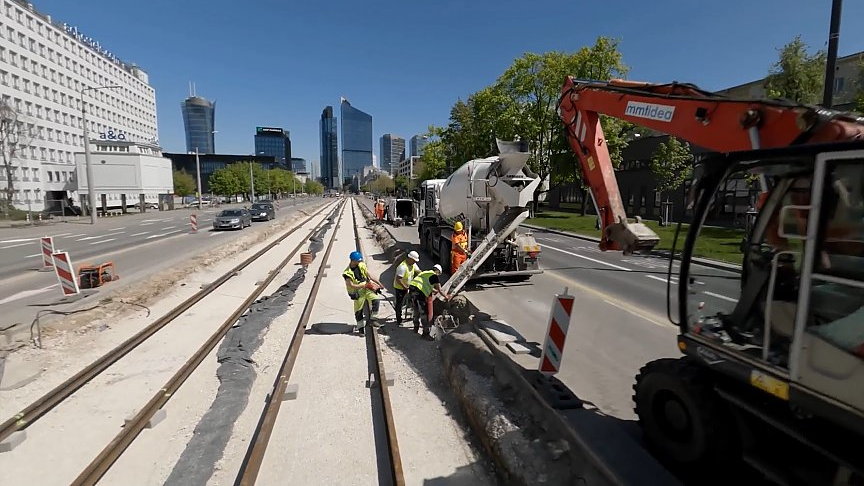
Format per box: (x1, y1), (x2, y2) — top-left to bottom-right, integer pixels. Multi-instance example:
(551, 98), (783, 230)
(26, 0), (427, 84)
(0, 0), (158, 214)
(397, 156), (420, 180)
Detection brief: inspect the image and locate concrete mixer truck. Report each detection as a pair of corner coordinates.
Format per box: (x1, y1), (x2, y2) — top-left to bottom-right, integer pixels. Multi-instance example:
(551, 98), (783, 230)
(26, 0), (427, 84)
(416, 140), (543, 294)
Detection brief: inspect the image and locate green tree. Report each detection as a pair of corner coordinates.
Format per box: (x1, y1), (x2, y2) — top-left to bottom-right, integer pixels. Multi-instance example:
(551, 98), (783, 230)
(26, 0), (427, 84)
(304, 179), (324, 195)
(209, 167), (243, 197)
(764, 35), (826, 104)
(173, 169), (196, 197)
(417, 126), (448, 182)
(394, 175), (410, 194)
(650, 136), (693, 199)
(369, 173), (395, 194)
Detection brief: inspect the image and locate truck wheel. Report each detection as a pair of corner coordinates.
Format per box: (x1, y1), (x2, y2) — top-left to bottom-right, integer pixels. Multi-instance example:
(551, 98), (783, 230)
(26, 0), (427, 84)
(419, 228), (428, 251)
(633, 358), (736, 470)
(439, 237), (452, 274)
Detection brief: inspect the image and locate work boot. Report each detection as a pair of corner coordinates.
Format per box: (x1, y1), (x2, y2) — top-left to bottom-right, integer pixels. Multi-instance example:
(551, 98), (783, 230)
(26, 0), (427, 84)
(413, 324), (419, 333)
(420, 333), (434, 341)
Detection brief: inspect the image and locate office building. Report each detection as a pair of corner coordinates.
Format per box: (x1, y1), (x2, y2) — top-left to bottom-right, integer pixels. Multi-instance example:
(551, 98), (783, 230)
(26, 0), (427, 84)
(0, 0), (158, 212)
(340, 97), (372, 187)
(410, 134), (429, 157)
(309, 159), (320, 181)
(397, 155), (421, 180)
(254, 126), (291, 167)
(319, 106), (338, 189)
(379, 134), (405, 176)
(290, 157), (306, 173)
(181, 94), (215, 154)
(163, 153), (277, 194)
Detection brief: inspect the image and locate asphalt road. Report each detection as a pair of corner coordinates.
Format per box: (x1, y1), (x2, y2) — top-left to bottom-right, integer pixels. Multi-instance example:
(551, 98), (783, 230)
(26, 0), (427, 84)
(0, 198), (325, 329)
(356, 197), (744, 420)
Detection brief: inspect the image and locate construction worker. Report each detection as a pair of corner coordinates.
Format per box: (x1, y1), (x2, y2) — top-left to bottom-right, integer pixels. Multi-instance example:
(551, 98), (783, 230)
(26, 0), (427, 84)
(450, 221), (469, 274)
(343, 251), (384, 336)
(408, 264), (451, 340)
(393, 250), (420, 326)
(375, 199), (386, 221)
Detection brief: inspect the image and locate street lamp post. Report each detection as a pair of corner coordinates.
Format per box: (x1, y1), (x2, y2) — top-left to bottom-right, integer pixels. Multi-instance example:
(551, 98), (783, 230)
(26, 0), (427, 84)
(80, 84), (121, 224)
(194, 148), (203, 210)
(249, 162), (256, 202)
(822, 0), (843, 108)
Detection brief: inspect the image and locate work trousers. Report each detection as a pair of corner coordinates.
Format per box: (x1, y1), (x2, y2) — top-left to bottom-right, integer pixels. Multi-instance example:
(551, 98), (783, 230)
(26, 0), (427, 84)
(451, 251), (467, 275)
(410, 288), (433, 335)
(352, 288), (380, 327)
(394, 287), (408, 324)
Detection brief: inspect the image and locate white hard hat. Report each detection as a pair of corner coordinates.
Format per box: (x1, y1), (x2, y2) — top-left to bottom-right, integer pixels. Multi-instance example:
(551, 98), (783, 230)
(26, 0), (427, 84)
(433, 264), (443, 274)
(407, 251), (420, 261)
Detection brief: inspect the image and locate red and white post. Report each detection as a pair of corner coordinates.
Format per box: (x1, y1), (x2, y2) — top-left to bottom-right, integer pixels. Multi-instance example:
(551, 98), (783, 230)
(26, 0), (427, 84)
(39, 236), (55, 271)
(51, 251), (80, 296)
(190, 213), (198, 233)
(539, 288), (575, 376)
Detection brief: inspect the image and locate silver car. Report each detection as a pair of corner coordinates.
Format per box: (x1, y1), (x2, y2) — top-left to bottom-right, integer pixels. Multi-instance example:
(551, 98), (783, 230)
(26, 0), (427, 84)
(213, 209), (251, 230)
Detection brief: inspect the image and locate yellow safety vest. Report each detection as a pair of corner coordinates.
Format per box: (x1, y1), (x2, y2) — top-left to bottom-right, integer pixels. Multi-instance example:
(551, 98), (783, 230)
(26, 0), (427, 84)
(343, 262), (369, 296)
(409, 270), (436, 297)
(394, 260), (418, 290)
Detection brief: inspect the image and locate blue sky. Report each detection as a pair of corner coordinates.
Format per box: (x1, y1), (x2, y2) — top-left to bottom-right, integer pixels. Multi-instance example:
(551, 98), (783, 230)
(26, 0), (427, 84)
(32, 0), (864, 169)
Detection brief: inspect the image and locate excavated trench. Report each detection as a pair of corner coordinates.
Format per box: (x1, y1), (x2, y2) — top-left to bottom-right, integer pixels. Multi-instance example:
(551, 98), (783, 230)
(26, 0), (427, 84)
(164, 209), (338, 485)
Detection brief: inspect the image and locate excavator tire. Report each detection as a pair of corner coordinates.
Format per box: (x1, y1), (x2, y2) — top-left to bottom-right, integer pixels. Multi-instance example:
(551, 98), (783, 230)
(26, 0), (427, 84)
(633, 357), (737, 472)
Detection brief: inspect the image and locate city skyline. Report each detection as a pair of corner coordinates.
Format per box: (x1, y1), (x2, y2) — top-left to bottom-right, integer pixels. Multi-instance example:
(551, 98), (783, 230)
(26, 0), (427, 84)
(340, 98), (372, 188)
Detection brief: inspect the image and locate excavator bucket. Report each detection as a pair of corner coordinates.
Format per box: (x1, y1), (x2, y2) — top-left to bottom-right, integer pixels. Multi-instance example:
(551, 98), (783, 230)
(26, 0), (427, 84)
(605, 217), (660, 254)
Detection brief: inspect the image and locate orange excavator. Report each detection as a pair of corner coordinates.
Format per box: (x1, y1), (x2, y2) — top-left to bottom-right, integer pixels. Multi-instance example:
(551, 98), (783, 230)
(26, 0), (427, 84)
(559, 78), (864, 484)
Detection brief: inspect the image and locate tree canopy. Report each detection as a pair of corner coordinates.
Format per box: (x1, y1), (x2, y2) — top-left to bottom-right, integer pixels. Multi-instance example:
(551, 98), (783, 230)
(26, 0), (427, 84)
(650, 137), (693, 197)
(764, 35), (826, 104)
(173, 169), (196, 197)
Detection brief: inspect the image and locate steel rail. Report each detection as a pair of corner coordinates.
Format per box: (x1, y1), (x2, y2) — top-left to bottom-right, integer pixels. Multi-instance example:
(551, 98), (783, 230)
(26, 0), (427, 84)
(234, 200), (347, 485)
(71, 201), (345, 485)
(0, 202), (336, 445)
(351, 197), (405, 486)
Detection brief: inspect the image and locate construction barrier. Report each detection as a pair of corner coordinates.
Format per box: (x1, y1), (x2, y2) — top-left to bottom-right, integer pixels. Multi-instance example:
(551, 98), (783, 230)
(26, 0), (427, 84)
(539, 288), (575, 376)
(40, 236), (55, 269)
(190, 213), (198, 233)
(52, 251), (80, 296)
(275, 200), (280, 210)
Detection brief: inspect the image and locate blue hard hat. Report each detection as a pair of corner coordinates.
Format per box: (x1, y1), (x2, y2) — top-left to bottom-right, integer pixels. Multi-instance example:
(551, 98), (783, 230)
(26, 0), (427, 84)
(350, 251), (363, 262)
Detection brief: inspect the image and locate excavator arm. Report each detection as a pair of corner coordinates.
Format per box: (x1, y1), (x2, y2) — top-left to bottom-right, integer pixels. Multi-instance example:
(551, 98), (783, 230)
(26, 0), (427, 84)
(557, 77), (864, 253)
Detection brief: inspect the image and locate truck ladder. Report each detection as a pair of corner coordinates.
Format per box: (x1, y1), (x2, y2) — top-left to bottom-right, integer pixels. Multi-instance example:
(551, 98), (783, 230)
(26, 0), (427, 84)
(441, 207), (530, 296)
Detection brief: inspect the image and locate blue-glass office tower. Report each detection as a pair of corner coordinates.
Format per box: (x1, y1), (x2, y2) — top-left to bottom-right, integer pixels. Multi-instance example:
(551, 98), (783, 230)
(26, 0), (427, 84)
(410, 134), (429, 158)
(380, 134), (405, 176)
(254, 127), (291, 168)
(181, 96), (216, 153)
(319, 106), (339, 189)
(340, 98), (372, 187)
(290, 157), (307, 173)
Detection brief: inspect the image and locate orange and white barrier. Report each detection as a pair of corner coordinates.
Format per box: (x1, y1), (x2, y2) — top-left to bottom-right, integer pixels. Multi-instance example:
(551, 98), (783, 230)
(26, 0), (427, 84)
(52, 251), (80, 296)
(40, 236), (55, 269)
(190, 214), (198, 233)
(539, 288), (575, 376)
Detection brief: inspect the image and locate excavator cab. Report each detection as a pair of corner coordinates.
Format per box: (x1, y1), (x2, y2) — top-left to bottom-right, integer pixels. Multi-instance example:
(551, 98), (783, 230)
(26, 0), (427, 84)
(662, 141), (864, 481)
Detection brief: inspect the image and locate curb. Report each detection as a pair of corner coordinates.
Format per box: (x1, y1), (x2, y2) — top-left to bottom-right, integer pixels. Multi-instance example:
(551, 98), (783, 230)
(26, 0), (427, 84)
(521, 223), (742, 274)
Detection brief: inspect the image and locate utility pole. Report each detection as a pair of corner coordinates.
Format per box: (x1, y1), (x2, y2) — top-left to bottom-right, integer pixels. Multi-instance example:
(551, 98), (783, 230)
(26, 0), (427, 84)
(80, 84), (121, 225)
(194, 147), (202, 210)
(822, 0), (843, 108)
(249, 162), (256, 202)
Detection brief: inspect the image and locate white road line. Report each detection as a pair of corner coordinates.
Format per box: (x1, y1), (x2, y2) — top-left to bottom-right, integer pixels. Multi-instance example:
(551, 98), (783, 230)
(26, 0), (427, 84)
(24, 253), (41, 258)
(77, 231), (125, 241)
(145, 229), (183, 239)
(89, 238), (116, 245)
(603, 299), (674, 328)
(0, 242), (32, 249)
(703, 291), (738, 303)
(0, 284), (58, 305)
(542, 244), (632, 271)
(140, 222), (154, 225)
(209, 231), (225, 237)
(129, 231), (150, 237)
(52, 232), (73, 237)
(60, 233), (86, 238)
(0, 238), (37, 244)
(646, 275), (676, 284)
(160, 225), (177, 230)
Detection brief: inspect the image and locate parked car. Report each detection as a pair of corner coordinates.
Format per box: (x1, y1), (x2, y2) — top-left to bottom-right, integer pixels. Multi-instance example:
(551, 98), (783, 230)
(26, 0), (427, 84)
(250, 202), (275, 221)
(132, 202), (159, 210)
(186, 199), (211, 208)
(213, 208), (251, 230)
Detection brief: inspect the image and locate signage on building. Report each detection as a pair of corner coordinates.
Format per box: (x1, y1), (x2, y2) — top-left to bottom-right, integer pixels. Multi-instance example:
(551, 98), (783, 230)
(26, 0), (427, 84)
(98, 129), (127, 141)
(256, 127), (284, 134)
(61, 23), (125, 69)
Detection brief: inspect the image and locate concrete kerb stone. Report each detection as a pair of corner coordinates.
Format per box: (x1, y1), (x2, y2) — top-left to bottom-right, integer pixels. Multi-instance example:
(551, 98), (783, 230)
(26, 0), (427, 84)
(521, 222), (742, 274)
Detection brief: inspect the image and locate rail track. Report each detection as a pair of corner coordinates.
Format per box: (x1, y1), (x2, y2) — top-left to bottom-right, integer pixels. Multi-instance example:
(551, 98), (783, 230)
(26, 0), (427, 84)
(234, 197), (404, 486)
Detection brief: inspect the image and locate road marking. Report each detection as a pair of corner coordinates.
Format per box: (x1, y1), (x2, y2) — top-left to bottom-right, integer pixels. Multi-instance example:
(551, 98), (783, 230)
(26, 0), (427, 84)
(542, 244), (632, 271)
(60, 233), (86, 238)
(645, 274), (677, 285)
(140, 222), (154, 225)
(160, 225), (177, 230)
(0, 284), (58, 305)
(129, 231), (150, 237)
(24, 253), (41, 258)
(145, 229), (183, 239)
(89, 238), (116, 245)
(603, 299), (674, 328)
(209, 231), (225, 237)
(113, 227), (126, 230)
(52, 232), (73, 237)
(0, 242), (32, 249)
(0, 238), (37, 244)
(704, 291), (737, 303)
(76, 231), (125, 241)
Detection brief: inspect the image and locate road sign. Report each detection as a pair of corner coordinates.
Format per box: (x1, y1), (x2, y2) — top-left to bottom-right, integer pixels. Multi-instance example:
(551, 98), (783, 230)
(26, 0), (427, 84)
(52, 251), (80, 296)
(40, 236), (55, 269)
(539, 288), (575, 376)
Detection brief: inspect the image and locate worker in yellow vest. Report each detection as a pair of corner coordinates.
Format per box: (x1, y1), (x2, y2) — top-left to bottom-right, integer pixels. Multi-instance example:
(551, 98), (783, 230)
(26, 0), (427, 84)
(408, 264), (451, 340)
(343, 250), (383, 335)
(393, 250), (420, 326)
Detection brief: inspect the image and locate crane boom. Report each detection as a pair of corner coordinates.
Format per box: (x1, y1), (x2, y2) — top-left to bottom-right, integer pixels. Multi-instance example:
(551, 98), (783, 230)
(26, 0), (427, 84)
(557, 77), (864, 253)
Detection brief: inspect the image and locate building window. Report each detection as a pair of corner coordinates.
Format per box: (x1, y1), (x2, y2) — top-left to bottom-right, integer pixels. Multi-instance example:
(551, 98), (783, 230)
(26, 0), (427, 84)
(834, 77), (845, 95)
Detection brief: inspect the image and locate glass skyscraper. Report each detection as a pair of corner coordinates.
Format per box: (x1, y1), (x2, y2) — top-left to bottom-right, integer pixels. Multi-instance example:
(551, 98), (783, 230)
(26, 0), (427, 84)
(340, 98), (372, 187)
(254, 127), (291, 168)
(290, 157), (307, 173)
(380, 134), (405, 176)
(181, 96), (216, 153)
(410, 134), (429, 158)
(319, 106), (339, 189)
